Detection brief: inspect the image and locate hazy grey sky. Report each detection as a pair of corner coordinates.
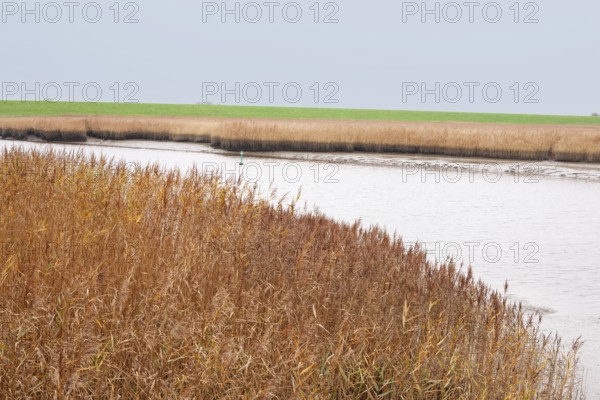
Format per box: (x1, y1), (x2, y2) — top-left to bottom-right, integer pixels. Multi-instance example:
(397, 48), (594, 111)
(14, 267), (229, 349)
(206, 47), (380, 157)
(1, 0), (598, 115)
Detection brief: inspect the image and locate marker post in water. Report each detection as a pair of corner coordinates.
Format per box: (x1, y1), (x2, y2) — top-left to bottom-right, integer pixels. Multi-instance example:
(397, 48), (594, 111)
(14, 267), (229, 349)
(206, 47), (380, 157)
(239, 151), (244, 166)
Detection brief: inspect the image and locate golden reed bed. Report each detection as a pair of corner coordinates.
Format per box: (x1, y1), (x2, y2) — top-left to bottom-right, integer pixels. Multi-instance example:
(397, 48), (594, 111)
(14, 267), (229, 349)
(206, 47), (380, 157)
(0, 149), (583, 398)
(1, 115), (600, 162)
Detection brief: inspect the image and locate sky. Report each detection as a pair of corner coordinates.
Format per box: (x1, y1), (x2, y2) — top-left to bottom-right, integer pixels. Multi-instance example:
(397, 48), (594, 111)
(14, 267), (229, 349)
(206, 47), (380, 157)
(1, 0), (599, 115)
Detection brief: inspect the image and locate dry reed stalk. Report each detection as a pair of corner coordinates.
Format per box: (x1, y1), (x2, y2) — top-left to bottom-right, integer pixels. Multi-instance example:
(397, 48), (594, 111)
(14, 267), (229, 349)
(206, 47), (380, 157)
(1, 115), (599, 162)
(0, 148), (584, 399)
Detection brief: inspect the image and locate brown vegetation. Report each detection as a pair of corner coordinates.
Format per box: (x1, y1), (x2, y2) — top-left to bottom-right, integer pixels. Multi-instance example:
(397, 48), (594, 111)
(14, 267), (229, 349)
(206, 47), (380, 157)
(0, 148), (583, 398)
(2, 115), (600, 162)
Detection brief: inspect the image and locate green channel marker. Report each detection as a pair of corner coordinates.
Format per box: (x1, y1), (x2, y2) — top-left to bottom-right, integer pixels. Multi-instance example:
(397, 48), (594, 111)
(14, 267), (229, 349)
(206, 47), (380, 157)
(240, 151), (244, 166)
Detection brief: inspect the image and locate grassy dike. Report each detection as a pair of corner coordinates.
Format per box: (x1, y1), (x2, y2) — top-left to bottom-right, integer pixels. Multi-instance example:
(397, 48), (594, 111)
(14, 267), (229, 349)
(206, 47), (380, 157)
(1, 101), (600, 125)
(0, 148), (583, 399)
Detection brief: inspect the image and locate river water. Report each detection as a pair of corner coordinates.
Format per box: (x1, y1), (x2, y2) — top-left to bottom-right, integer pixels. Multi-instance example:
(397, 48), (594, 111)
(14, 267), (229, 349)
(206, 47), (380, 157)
(3, 138), (600, 396)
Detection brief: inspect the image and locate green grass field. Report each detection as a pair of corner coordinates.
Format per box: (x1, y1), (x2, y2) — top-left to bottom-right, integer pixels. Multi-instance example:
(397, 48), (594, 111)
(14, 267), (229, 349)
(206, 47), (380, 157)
(1, 101), (599, 125)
